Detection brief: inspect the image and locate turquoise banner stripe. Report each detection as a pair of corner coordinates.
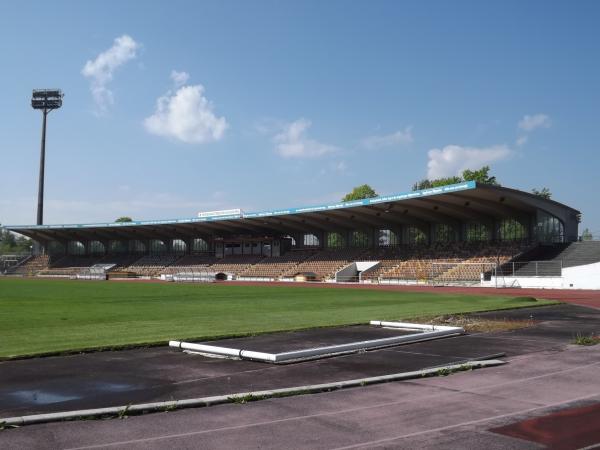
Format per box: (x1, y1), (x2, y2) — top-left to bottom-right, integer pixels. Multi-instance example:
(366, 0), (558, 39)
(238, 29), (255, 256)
(6, 181), (476, 230)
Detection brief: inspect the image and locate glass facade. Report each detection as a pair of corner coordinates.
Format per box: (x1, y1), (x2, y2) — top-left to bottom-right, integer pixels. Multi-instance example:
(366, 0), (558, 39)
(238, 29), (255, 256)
(350, 231), (369, 248)
(378, 229), (399, 246)
(535, 210), (565, 242)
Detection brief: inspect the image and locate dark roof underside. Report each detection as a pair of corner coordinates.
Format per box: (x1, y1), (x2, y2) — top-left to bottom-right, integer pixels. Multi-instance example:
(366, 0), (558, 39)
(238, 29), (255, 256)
(7, 183), (580, 242)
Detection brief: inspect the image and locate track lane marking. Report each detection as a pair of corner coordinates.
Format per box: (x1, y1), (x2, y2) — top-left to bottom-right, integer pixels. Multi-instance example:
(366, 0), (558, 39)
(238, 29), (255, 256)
(62, 359), (600, 450)
(331, 393), (600, 449)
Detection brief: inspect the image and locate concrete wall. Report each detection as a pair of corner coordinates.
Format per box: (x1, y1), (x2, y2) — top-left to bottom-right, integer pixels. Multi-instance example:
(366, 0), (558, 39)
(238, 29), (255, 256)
(486, 261), (600, 290)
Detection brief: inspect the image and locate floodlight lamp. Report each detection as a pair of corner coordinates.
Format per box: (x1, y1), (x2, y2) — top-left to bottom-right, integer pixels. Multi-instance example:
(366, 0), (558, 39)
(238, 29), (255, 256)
(31, 89), (63, 111)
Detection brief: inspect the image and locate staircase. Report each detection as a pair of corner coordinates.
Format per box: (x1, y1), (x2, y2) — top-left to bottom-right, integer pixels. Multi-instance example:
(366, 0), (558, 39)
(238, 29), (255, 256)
(501, 241), (600, 277)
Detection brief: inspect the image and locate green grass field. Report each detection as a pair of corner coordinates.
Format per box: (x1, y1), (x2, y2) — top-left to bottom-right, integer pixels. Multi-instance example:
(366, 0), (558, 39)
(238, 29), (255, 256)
(0, 278), (555, 358)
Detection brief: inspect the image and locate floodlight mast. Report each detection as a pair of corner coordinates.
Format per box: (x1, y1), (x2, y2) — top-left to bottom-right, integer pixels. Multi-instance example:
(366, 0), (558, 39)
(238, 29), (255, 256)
(31, 89), (63, 226)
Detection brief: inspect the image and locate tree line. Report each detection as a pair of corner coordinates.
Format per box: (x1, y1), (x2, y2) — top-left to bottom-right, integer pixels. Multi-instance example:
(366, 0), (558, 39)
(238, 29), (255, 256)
(0, 226), (33, 254)
(342, 166), (552, 201)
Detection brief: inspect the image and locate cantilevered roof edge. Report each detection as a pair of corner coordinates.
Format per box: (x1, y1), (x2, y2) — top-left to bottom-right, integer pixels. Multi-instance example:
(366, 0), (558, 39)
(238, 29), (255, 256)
(5, 182), (478, 231)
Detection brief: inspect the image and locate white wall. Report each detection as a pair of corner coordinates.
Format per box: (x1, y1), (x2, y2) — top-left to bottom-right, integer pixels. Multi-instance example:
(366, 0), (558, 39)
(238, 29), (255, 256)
(562, 261), (600, 289)
(486, 261), (600, 290)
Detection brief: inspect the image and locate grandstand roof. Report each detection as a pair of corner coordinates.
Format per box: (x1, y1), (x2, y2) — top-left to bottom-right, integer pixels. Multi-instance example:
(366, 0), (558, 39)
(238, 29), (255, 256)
(6, 182), (581, 242)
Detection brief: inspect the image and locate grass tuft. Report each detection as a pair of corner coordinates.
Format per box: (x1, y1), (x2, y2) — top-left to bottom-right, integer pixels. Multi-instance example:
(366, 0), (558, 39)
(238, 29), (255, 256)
(572, 333), (600, 346)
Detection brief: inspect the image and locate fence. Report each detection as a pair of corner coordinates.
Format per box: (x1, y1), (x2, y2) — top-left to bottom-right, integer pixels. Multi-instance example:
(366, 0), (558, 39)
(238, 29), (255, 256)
(376, 260), (567, 287)
(497, 261), (563, 277)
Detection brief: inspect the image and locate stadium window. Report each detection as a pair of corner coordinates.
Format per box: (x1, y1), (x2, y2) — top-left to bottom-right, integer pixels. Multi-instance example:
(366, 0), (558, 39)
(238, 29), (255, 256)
(435, 224), (456, 242)
(327, 232), (345, 249)
(407, 226), (427, 245)
(129, 240), (146, 254)
(89, 240), (105, 255)
(304, 233), (320, 247)
(149, 239), (167, 255)
(67, 241), (85, 256)
(172, 239), (186, 255)
(192, 238), (209, 253)
(351, 230), (369, 248)
(466, 223), (489, 241)
(535, 212), (564, 243)
(379, 229), (399, 247)
(225, 243), (242, 256)
(47, 241), (65, 256)
(283, 235), (297, 247)
(498, 218), (527, 241)
(110, 240), (128, 254)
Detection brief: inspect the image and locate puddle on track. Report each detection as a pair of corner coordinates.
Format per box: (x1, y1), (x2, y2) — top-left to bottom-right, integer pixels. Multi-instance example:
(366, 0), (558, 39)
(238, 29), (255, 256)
(7, 389), (81, 405)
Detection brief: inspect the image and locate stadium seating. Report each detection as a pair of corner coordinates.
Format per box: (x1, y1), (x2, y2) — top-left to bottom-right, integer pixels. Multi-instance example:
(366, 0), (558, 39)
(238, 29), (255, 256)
(99, 254), (144, 272)
(4, 254), (49, 276)
(280, 248), (367, 281)
(207, 255), (266, 277)
(37, 255), (106, 276)
(238, 250), (317, 279)
(166, 254), (219, 274)
(379, 242), (528, 282)
(4, 240), (538, 282)
(122, 254), (180, 277)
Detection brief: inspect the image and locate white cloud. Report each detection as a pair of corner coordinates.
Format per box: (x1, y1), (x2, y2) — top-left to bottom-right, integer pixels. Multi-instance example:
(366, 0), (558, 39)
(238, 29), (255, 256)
(273, 119), (338, 158)
(518, 113), (551, 132)
(333, 161), (347, 172)
(170, 70), (190, 87)
(427, 144), (512, 179)
(82, 35), (140, 114)
(361, 126), (413, 149)
(516, 135), (528, 147)
(144, 83), (228, 144)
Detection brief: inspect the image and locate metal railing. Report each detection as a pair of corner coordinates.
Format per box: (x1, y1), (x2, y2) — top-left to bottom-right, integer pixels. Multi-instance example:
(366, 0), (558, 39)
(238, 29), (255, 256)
(497, 261), (563, 277)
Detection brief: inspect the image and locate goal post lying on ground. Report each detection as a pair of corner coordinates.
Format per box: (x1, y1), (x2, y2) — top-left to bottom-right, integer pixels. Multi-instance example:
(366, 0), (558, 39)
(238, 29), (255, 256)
(170, 321), (465, 364)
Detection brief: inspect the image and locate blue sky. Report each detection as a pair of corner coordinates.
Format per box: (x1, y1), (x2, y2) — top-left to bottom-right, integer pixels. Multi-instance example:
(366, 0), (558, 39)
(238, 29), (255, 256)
(1, 1), (599, 235)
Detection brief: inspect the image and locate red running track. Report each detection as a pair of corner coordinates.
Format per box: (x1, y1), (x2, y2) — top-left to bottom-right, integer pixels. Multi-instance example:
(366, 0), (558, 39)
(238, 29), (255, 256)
(491, 402), (600, 450)
(229, 281), (600, 309)
(107, 278), (600, 309)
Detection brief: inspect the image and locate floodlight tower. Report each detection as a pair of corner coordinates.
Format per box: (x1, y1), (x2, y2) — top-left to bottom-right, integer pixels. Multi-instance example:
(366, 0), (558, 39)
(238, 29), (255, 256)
(31, 89), (63, 225)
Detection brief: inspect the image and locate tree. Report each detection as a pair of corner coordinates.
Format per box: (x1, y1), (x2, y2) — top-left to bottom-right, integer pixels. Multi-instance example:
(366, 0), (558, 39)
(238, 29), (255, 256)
(115, 216), (133, 223)
(342, 184), (378, 201)
(581, 228), (593, 241)
(412, 166), (499, 191)
(531, 187), (552, 199)
(0, 225), (32, 254)
(461, 166), (499, 185)
(412, 176), (462, 191)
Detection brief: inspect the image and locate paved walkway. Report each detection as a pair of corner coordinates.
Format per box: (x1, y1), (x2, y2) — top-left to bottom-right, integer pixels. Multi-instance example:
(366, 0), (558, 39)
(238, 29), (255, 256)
(1, 344), (598, 449)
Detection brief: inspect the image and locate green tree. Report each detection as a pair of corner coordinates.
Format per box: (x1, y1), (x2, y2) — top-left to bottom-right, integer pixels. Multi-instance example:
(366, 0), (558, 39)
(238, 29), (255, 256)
(0, 225), (32, 254)
(581, 228), (593, 241)
(412, 166), (499, 191)
(412, 176), (462, 191)
(461, 166), (499, 185)
(115, 216), (133, 223)
(342, 184), (378, 201)
(531, 187), (552, 199)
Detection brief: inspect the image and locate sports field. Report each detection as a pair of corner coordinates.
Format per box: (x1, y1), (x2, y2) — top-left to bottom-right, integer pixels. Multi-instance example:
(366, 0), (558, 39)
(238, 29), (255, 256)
(0, 278), (555, 358)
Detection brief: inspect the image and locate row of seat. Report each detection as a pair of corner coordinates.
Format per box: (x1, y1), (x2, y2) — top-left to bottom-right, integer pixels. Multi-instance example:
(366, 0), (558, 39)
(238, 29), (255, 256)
(5, 255), (49, 275)
(6, 242), (529, 281)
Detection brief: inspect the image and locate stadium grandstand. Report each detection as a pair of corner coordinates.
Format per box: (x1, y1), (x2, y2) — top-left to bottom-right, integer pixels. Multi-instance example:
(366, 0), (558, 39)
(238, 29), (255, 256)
(4, 181), (600, 288)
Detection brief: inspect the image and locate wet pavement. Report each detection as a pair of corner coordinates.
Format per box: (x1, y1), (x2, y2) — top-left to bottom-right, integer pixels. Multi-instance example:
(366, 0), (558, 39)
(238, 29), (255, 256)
(1, 343), (598, 450)
(0, 304), (598, 420)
